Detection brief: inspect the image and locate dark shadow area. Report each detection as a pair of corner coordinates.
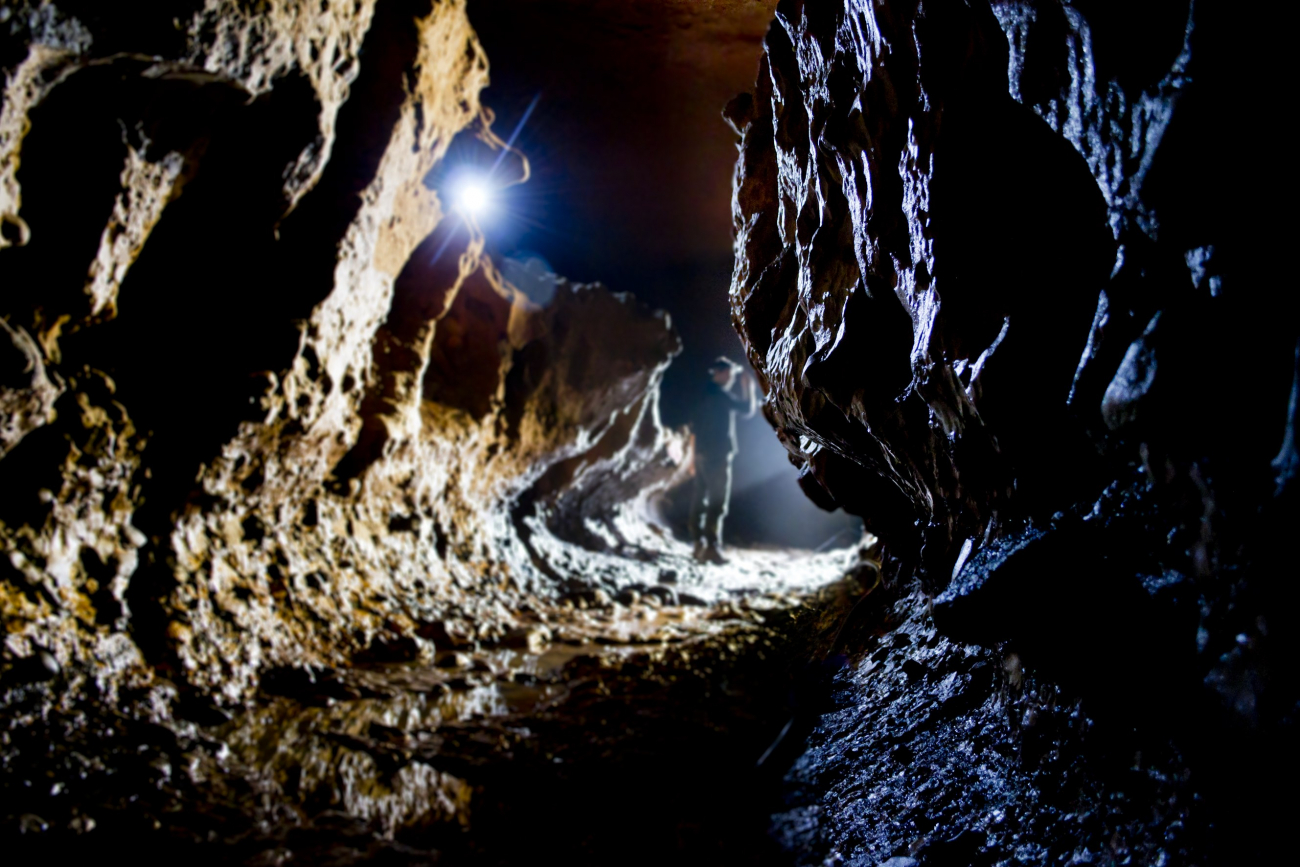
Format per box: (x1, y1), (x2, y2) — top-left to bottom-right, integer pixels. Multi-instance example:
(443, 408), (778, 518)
(928, 89), (1114, 514)
(63, 72), (321, 527)
(423, 266), (511, 420)
(2, 64), (135, 325)
(274, 0), (440, 313)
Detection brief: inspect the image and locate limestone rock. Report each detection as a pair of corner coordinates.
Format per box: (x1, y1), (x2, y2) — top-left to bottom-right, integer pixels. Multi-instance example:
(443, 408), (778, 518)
(0, 316), (59, 458)
(0, 0), (689, 715)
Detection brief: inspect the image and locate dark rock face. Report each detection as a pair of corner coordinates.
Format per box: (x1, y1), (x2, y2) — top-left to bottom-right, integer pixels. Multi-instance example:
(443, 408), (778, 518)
(779, 585), (1203, 866)
(732, 0), (1296, 860)
(732, 0), (1292, 570)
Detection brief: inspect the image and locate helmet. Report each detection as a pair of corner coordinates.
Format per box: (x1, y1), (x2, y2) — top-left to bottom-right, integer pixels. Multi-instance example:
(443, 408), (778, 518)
(708, 356), (742, 376)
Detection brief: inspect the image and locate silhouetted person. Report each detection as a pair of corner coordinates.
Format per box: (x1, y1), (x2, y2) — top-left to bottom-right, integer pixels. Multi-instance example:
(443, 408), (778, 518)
(691, 356), (758, 563)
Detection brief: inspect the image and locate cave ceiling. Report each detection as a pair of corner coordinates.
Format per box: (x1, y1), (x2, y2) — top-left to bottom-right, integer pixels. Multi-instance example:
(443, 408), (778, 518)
(470, 0), (777, 270)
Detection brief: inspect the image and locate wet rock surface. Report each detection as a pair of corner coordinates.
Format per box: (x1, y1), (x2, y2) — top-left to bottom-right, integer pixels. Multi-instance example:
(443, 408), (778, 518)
(777, 582), (1203, 866)
(731, 0), (1297, 862)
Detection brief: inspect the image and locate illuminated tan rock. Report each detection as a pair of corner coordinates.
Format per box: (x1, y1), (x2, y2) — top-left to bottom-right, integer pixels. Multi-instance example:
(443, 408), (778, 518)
(0, 0), (689, 711)
(0, 0), (883, 854)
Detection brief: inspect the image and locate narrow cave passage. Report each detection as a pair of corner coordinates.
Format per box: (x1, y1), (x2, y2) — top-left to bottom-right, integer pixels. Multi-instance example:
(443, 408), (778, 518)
(2, 1), (1294, 865)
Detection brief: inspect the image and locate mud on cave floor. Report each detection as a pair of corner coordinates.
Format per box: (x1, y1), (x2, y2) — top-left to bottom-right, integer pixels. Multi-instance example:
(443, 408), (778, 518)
(1, 542), (872, 865)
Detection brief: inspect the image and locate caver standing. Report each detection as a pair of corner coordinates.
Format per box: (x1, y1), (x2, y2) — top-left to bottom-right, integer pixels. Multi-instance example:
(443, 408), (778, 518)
(690, 356), (758, 563)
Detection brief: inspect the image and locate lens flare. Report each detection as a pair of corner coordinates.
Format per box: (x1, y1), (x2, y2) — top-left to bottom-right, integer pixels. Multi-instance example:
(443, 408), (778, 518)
(455, 177), (491, 216)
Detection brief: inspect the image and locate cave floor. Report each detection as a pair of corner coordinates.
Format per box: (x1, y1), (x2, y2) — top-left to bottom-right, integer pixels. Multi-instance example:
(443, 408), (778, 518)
(3, 533), (1218, 866)
(3, 544), (868, 865)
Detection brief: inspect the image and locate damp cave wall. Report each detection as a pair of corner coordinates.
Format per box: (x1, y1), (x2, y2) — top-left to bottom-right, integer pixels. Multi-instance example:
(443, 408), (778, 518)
(730, 0), (1298, 857)
(0, 0), (689, 711)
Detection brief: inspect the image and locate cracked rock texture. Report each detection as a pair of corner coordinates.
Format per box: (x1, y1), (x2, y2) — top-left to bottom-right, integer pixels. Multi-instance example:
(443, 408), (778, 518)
(732, 0), (1296, 862)
(0, 0), (691, 752)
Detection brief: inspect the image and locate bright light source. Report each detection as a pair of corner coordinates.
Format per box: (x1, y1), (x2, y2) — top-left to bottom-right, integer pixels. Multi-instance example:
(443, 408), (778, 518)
(454, 176), (491, 217)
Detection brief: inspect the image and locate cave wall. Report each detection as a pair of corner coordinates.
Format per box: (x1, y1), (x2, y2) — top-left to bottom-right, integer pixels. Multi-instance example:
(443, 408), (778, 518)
(731, 0), (1294, 570)
(730, 0), (1297, 859)
(0, 0), (688, 716)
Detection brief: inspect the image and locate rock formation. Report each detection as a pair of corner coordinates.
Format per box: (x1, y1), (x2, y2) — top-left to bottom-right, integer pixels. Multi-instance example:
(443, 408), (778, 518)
(0, 0), (692, 700)
(3, 1), (856, 852)
(731, 0), (1296, 861)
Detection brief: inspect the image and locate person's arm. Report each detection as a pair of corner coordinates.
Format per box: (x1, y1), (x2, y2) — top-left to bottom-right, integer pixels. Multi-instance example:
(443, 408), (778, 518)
(740, 372), (760, 419)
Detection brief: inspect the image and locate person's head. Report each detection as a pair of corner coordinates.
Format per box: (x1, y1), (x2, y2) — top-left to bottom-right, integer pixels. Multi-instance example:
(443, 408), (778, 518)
(708, 357), (741, 388)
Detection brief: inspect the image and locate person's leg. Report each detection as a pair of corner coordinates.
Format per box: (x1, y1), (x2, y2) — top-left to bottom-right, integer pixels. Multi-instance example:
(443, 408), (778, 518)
(691, 457), (711, 559)
(700, 455), (733, 560)
(707, 452), (738, 545)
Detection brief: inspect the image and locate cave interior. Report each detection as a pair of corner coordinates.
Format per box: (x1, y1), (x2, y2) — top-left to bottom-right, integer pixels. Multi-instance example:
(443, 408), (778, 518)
(0, 0), (1296, 864)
